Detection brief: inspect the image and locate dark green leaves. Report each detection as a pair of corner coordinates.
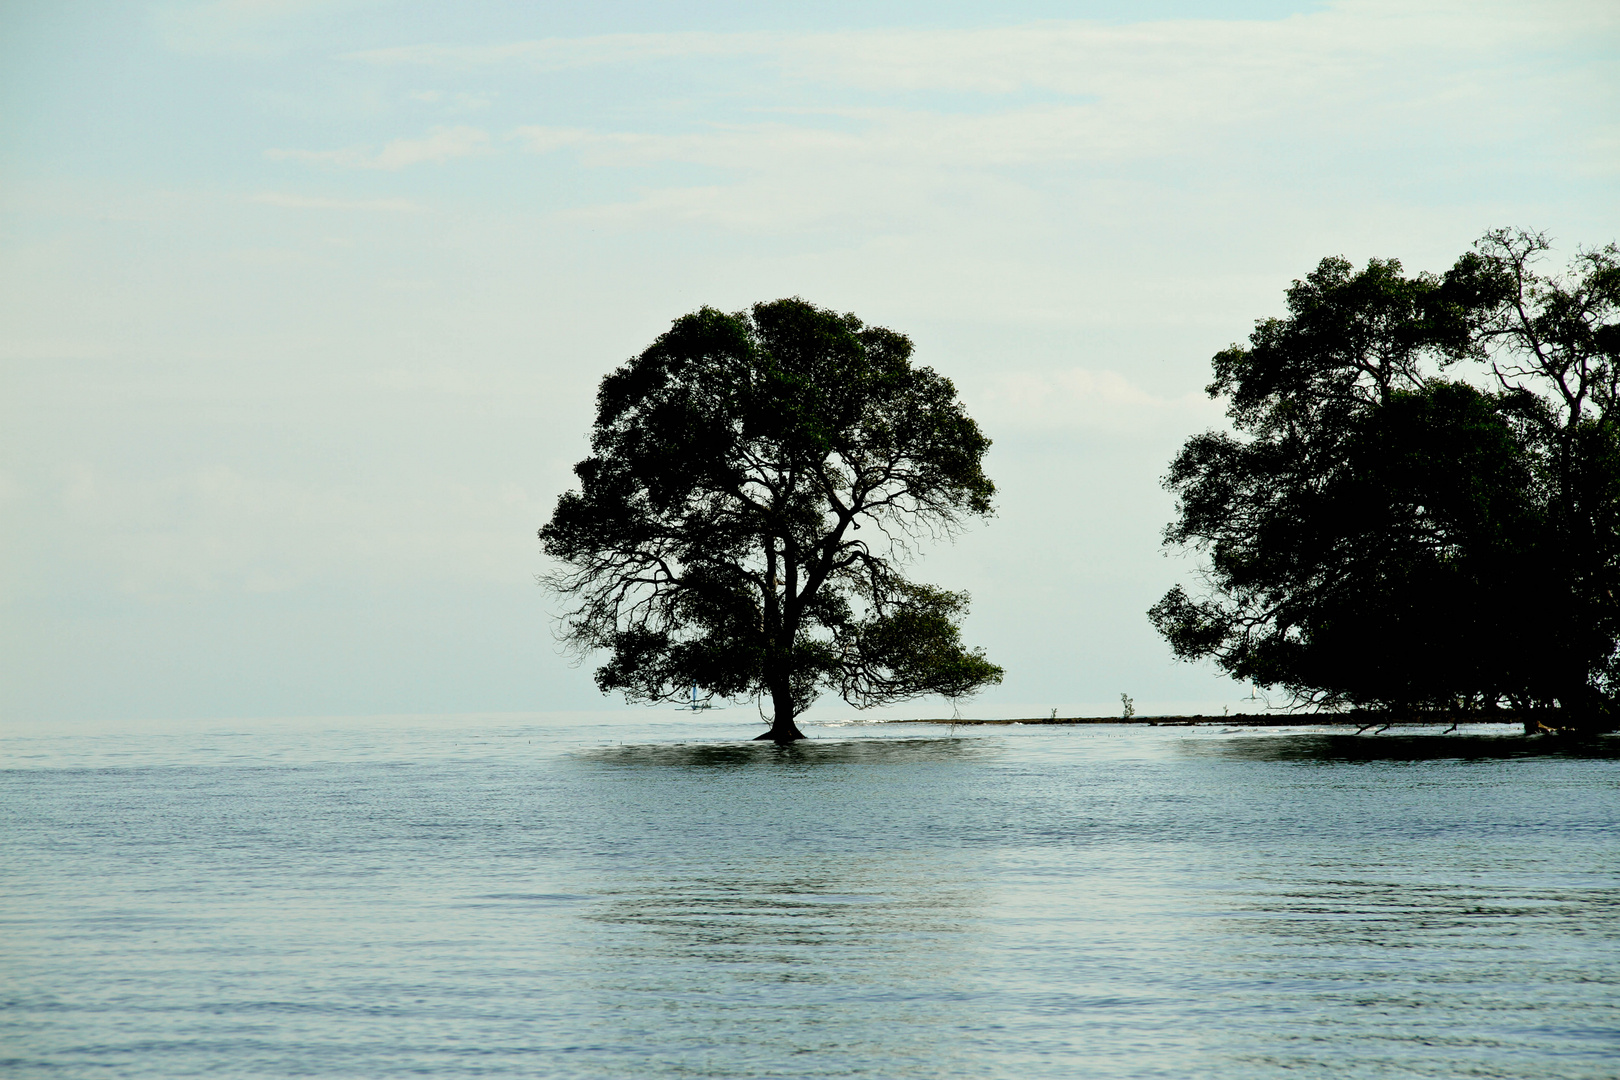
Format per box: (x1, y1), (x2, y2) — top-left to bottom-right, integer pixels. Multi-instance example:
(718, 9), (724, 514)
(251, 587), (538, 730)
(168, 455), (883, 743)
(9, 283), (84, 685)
(1155, 235), (1620, 720)
(541, 298), (1000, 722)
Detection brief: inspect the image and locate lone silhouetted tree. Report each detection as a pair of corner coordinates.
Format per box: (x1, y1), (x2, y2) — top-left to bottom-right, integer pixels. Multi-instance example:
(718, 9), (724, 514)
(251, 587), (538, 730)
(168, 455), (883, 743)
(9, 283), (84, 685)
(540, 298), (1002, 742)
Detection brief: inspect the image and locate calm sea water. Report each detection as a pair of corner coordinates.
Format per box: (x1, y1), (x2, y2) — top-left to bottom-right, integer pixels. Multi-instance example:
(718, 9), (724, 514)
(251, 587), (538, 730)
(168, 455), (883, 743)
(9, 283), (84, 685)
(2, 713), (1617, 1078)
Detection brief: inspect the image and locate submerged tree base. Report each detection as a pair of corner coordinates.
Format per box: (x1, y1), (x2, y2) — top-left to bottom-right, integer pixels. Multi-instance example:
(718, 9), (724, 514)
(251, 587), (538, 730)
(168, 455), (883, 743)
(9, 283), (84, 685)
(1520, 713), (1620, 737)
(753, 721), (809, 744)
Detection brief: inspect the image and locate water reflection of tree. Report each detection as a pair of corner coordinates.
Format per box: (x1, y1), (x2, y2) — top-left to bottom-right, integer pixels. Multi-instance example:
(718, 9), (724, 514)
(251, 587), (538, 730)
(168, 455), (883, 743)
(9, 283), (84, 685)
(568, 740), (993, 1077)
(1210, 849), (1615, 1076)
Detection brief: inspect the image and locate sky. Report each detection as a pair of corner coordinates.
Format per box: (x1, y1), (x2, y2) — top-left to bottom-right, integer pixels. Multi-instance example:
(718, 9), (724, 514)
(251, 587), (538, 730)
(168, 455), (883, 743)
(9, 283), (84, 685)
(1, 0), (1616, 725)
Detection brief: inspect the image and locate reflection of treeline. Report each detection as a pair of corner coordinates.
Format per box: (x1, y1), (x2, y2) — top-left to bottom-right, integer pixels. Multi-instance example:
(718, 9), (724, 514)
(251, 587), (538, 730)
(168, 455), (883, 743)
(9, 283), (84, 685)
(1152, 229), (1620, 730)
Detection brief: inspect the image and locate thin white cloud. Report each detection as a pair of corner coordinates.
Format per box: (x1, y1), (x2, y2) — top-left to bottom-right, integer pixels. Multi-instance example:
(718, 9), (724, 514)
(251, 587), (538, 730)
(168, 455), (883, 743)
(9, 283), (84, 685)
(344, 1), (1613, 96)
(49, 462), (550, 598)
(266, 126), (492, 170)
(157, 0), (337, 56)
(346, 32), (772, 71)
(971, 370), (1224, 434)
(517, 105), (1182, 174)
(511, 126), (594, 155)
(496, 0), (1617, 235)
(248, 192), (424, 212)
(405, 89), (498, 112)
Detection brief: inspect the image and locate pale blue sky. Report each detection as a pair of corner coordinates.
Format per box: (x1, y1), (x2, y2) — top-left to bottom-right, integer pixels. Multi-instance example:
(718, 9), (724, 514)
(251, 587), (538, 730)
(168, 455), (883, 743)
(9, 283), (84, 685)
(2, 0), (1616, 723)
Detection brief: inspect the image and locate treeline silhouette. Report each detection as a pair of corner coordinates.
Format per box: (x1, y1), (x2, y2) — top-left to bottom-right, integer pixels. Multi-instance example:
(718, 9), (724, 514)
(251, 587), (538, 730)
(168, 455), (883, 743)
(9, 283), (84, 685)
(1152, 229), (1620, 731)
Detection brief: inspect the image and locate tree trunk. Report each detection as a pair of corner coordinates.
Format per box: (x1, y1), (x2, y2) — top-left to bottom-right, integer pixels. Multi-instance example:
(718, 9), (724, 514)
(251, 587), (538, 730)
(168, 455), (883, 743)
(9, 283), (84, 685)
(754, 682), (807, 743)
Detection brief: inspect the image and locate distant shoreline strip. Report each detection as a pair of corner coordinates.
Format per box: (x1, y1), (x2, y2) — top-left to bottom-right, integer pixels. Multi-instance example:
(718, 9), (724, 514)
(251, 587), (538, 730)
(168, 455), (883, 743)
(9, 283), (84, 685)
(882, 715), (1535, 727)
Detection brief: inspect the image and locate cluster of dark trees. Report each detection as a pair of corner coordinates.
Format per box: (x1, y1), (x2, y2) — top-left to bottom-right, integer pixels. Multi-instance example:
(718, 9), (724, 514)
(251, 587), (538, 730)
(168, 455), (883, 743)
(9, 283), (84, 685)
(541, 229), (1619, 740)
(1150, 230), (1620, 728)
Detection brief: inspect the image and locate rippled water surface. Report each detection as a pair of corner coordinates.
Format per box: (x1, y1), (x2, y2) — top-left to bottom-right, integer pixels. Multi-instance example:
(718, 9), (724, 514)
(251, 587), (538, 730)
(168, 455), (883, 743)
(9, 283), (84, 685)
(3, 714), (1617, 1078)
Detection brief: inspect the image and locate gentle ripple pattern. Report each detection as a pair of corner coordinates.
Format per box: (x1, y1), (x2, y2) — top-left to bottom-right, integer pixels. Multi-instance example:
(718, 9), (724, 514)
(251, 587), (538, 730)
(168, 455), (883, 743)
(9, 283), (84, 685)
(1, 714), (1616, 1078)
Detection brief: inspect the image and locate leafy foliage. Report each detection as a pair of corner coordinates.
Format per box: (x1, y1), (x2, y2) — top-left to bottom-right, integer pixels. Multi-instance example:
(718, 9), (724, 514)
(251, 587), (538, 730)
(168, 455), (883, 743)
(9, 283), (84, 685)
(540, 298), (1001, 738)
(1153, 232), (1620, 719)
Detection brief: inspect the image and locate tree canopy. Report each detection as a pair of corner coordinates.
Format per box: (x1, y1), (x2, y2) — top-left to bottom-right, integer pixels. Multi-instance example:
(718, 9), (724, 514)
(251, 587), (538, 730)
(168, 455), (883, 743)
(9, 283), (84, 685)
(1151, 231), (1620, 727)
(540, 298), (1002, 742)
